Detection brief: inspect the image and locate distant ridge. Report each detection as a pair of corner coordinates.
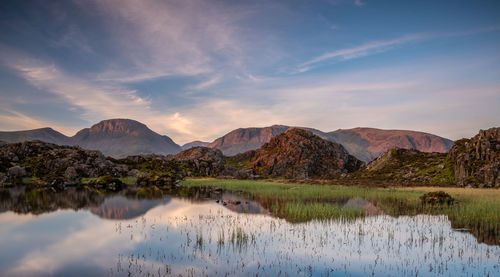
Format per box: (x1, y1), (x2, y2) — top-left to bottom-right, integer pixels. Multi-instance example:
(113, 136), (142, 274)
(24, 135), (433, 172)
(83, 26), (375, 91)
(0, 127), (70, 145)
(329, 127), (453, 162)
(207, 125), (453, 162)
(182, 140), (210, 150)
(0, 120), (453, 161)
(0, 119), (181, 158)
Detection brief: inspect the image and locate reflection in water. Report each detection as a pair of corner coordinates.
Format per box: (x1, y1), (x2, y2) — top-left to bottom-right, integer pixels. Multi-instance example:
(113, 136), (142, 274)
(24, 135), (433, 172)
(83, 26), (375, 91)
(0, 188), (499, 276)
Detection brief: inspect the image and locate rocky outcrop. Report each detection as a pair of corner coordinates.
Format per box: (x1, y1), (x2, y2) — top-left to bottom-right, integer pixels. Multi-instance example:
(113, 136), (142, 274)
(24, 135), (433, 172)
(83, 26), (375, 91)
(449, 128), (499, 188)
(0, 141), (129, 185)
(245, 128), (363, 179)
(170, 147), (225, 177)
(351, 148), (454, 186)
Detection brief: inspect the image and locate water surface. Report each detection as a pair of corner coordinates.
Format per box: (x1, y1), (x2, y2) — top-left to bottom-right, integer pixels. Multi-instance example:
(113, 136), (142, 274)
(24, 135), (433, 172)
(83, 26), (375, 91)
(0, 187), (498, 276)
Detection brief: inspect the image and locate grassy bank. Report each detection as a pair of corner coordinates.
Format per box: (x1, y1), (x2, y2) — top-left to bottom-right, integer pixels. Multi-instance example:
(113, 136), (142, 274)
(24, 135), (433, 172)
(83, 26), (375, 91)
(182, 178), (500, 245)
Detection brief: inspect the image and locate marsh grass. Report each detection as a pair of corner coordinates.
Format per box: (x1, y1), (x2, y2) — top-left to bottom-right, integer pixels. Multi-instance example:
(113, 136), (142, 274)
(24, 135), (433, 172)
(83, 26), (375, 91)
(182, 178), (500, 244)
(81, 177), (137, 185)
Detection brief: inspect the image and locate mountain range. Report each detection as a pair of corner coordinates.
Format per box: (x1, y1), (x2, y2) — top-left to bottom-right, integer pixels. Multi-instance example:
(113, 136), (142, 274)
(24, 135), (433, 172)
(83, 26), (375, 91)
(0, 119), (453, 161)
(0, 119), (181, 158)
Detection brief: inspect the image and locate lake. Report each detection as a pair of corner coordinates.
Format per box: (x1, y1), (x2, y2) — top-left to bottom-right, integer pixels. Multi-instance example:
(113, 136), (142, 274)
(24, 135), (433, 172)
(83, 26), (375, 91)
(0, 185), (499, 277)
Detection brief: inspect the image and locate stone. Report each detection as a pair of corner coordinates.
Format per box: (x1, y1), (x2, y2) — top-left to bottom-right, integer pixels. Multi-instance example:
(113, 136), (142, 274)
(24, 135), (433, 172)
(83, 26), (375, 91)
(8, 166), (26, 178)
(64, 167), (78, 181)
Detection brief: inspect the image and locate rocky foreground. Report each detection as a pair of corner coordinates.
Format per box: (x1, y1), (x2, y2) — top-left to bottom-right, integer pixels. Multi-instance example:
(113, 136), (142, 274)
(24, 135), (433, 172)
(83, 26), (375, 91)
(0, 127), (498, 188)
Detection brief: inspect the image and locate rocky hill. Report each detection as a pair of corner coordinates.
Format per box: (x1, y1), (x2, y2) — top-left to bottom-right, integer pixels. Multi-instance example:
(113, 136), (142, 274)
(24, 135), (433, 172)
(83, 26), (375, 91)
(328, 128), (453, 162)
(181, 140), (210, 150)
(349, 148), (455, 186)
(0, 140), (130, 186)
(449, 127), (499, 188)
(225, 128), (363, 179)
(0, 119), (181, 158)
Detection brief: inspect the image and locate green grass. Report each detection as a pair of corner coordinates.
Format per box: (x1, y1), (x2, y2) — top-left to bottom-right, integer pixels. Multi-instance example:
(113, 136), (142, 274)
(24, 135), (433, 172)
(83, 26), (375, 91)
(80, 177), (137, 185)
(182, 178), (500, 245)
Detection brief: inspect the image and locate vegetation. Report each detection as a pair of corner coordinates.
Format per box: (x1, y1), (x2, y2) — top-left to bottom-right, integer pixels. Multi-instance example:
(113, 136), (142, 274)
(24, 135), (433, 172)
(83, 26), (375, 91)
(182, 178), (500, 245)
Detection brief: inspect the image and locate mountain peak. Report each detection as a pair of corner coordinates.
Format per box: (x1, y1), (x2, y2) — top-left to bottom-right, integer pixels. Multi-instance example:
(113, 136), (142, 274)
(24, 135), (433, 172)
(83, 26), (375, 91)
(88, 119), (149, 136)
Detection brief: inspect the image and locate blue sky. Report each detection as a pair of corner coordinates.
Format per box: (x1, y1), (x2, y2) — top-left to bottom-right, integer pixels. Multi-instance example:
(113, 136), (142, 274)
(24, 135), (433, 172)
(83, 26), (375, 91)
(0, 0), (499, 143)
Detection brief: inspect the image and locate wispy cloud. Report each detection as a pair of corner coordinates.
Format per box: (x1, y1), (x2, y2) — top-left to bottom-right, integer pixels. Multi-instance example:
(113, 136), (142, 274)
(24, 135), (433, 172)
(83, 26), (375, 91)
(300, 34), (425, 70)
(188, 75), (222, 90)
(84, 0), (249, 83)
(299, 25), (500, 72)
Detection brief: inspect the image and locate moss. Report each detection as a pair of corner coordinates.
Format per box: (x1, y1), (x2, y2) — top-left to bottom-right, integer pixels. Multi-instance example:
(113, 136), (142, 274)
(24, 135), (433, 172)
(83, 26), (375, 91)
(136, 185), (162, 198)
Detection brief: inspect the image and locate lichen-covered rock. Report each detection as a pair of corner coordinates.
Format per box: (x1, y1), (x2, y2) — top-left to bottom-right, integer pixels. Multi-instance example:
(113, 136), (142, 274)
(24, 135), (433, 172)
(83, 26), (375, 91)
(169, 147), (224, 177)
(449, 128), (499, 188)
(0, 141), (130, 184)
(8, 166), (26, 178)
(248, 128), (363, 179)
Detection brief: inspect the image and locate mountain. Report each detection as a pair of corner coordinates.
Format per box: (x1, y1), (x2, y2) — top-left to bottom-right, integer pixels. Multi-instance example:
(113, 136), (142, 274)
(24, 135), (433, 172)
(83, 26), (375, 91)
(230, 128), (363, 179)
(207, 125), (336, 156)
(329, 128), (454, 162)
(181, 140), (210, 150)
(208, 125), (290, 156)
(208, 125), (452, 162)
(0, 119), (181, 158)
(72, 119), (181, 158)
(0, 127), (70, 145)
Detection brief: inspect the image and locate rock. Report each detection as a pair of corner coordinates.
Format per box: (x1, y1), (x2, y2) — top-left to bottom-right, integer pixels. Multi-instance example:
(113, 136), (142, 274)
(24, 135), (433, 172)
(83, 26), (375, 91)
(169, 147), (224, 177)
(249, 128), (363, 179)
(128, 169), (140, 177)
(0, 172), (7, 184)
(449, 128), (499, 188)
(419, 191), (454, 205)
(64, 167), (78, 181)
(8, 166), (26, 178)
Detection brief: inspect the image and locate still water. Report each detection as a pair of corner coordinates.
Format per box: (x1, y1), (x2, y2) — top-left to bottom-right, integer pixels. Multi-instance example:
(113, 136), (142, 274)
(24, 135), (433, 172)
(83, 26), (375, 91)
(0, 187), (498, 277)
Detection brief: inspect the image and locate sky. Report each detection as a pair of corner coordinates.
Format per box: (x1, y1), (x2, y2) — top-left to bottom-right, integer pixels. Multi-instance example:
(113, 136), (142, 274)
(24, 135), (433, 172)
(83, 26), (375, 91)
(0, 0), (499, 144)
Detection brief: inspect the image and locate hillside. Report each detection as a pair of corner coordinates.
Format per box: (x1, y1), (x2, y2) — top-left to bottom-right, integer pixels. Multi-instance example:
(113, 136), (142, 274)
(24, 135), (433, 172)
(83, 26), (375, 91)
(329, 128), (453, 162)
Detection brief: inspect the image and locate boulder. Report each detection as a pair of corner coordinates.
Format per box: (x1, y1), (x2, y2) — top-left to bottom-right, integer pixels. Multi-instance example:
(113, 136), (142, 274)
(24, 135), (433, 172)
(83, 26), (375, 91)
(8, 166), (26, 178)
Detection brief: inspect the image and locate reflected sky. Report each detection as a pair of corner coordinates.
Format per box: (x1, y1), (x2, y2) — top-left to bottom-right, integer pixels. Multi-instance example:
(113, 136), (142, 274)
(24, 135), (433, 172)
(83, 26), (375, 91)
(0, 196), (499, 276)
